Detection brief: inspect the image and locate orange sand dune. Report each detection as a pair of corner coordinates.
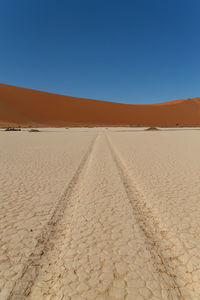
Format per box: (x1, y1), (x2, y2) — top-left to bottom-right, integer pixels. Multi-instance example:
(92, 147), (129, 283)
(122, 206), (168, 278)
(0, 83), (200, 127)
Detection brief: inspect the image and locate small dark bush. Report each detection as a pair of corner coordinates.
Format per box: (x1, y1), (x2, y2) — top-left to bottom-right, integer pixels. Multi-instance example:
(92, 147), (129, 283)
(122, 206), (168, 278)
(29, 129), (40, 132)
(5, 127), (21, 131)
(145, 127), (159, 131)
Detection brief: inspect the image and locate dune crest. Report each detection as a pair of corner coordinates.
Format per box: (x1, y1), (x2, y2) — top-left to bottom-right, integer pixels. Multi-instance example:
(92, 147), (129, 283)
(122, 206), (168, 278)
(0, 83), (200, 127)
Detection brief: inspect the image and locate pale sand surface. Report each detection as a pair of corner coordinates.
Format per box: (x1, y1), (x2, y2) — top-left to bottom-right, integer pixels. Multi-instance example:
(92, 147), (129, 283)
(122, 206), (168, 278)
(1, 128), (200, 299)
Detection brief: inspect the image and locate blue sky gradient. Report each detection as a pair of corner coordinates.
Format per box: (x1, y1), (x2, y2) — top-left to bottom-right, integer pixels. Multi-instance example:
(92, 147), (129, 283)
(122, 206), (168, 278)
(0, 0), (199, 104)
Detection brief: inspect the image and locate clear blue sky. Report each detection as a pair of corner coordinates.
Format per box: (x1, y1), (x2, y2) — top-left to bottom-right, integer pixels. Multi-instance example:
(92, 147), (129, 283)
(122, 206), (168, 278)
(0, 0), (199, 104)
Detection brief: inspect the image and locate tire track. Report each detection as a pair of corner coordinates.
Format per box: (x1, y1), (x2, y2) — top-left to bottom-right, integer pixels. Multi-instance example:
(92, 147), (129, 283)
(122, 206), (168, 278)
(105, 132), (184, 299)
(8, 133), (99, 300)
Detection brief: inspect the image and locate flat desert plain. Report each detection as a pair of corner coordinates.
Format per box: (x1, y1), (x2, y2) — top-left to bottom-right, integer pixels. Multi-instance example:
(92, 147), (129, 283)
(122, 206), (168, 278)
(1, 127), (200, 300)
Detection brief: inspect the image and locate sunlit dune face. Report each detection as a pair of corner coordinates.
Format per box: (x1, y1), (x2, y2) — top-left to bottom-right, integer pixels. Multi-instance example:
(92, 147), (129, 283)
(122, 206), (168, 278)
(0, 83), (200, 127)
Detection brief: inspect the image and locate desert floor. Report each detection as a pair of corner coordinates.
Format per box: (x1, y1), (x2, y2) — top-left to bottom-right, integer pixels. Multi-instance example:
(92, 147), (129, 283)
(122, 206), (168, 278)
(1, 127), (200, 300)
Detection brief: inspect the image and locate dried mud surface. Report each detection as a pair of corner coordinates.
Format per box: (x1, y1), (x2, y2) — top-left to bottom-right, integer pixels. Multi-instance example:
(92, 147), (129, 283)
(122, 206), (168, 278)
(1, 128), (200, 299)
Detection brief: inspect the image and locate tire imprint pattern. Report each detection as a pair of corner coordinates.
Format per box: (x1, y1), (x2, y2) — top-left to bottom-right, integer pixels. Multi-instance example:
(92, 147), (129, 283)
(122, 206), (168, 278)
(8, 133), (99, 300)
(105, 132), (184, 299)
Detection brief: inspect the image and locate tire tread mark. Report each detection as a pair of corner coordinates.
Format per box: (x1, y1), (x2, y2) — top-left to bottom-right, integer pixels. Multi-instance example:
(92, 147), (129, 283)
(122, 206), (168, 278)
(105, 132), (183, 299)
(8, 134), (98, 300)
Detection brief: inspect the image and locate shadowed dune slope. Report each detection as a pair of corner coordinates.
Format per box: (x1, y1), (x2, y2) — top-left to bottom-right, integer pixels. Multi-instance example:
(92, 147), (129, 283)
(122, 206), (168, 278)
(0, 83), (200, 127)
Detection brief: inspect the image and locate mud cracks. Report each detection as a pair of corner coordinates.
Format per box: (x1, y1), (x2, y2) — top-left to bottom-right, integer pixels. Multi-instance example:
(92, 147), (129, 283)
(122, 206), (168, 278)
(1, 129), (200, 299)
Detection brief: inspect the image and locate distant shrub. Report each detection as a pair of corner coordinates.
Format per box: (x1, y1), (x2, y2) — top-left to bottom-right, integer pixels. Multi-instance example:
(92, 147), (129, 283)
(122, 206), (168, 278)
(145, 127), (159, 131)
(5, 127), (21, 131)
(29, 129), (40, 132)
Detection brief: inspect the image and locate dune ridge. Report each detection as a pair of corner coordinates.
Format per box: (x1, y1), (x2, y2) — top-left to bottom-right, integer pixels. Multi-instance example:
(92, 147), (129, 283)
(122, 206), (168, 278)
(0, 83), (200, 127)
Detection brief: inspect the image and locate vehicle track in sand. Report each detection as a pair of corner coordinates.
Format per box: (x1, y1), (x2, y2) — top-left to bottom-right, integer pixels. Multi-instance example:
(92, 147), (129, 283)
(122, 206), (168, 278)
(26, 132), (155, 300)
(5, 130), (196, 300)
(106, 132), (194, 299)
(8, 134), (99, 300)
(22, 132), (185, 300)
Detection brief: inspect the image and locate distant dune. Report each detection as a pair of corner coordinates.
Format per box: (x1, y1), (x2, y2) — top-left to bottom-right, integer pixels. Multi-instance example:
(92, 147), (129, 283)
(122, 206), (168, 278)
(0, 83), (200, 127)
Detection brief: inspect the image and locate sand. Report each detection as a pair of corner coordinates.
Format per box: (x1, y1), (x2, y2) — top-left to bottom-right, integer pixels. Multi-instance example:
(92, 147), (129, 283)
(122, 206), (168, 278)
(1, 127), (200, 299)
(1, 83), (200, 127)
